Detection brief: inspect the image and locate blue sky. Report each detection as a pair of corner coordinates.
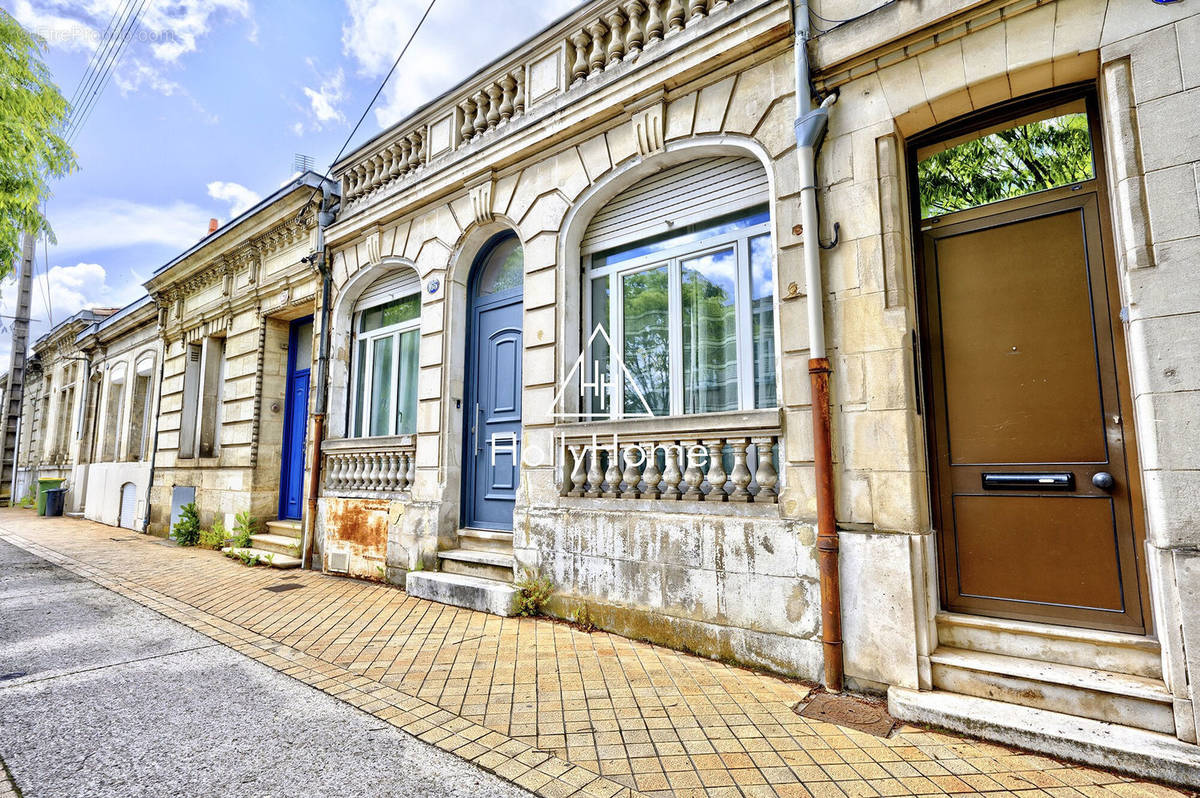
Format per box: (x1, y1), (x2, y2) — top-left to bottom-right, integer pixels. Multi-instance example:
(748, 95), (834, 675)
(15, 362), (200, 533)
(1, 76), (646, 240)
(0, 0), (579, 369)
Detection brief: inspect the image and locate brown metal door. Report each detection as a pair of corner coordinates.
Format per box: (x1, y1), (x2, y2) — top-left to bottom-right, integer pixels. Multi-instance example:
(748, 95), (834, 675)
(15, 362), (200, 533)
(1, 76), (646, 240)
(921, 192), (1148, 633)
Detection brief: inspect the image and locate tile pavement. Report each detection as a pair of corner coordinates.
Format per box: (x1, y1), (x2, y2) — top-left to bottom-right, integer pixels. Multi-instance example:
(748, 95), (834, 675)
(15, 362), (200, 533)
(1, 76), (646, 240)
(0, 510), (1190, 798)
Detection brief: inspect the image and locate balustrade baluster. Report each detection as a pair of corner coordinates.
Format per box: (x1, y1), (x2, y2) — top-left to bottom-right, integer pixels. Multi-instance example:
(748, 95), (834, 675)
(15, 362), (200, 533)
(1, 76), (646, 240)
(587, 20), (608, 75)
(485, 85), (502, 129)
(568, 445), (588, 497)
(586, 447), (604, 498)
(473, 91), (489, 135)
(681, 439), (704, 500)
(408, 131), (424, 169)
(620, 444), (642, 499)
(570, 30), (592, 83)
(499, 74), (516, 121)
(459, 99), (476, 142)
(688, 0), (707, 20)
(398, 138), (413, 174)
(386, 452), (400, 490)
(350, 454), (364, 490)
(640, 440), (661, 499)
(623, 1), (646, 56)
(645, 0), (665, 44)
(661, 442), (682, 499)
(602, 448), (622, 499)
(605, 9), (626, 64)
(665, 0), (686, 34)
(729, 438), (752, 502)
(709, 0), (731, 11)
(513, 70), (525, 115)
(752, 436), (778, 502)
(704, 438), (727, 501)
(387, 143), (402, 180)
(406, 452), (415, 489)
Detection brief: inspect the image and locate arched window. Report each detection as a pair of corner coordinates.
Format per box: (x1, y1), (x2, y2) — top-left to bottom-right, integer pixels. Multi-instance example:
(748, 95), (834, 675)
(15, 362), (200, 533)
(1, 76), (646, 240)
(127, 355), (154, 461)
(103, 364), (127, 462)
(350, 268), (421, 437)
(582, 156), (776, 418)
(475, 235), (523, 296)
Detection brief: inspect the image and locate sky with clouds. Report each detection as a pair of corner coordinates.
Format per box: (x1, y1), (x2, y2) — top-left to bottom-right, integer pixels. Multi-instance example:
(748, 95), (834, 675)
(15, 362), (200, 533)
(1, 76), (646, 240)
(0, 0), (580, 370)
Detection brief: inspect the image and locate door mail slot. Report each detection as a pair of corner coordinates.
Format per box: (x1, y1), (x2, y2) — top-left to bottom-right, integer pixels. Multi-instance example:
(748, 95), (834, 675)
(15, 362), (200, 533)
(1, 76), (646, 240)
(981, 472), (1075, 490)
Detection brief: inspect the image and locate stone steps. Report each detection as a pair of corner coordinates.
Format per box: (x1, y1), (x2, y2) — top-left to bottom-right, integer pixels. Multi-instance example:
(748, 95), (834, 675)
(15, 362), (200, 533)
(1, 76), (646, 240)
(936, 612), (1162, 679)
(437, 547), (515, 583)
(405, 571), (521, 617)
(248, 533), (302, 557)
(220, 546), (301, 569)
(929, 646), (1175, 734)
(266, 519), (303, 540)
(889, 687), (1200, 787)
(458, 528), (514, 555)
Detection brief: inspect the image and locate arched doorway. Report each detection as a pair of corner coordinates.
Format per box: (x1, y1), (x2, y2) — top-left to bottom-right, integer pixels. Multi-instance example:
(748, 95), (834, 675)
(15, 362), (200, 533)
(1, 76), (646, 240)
(461, 233), (523, 531)
(119, 482), (138, 530)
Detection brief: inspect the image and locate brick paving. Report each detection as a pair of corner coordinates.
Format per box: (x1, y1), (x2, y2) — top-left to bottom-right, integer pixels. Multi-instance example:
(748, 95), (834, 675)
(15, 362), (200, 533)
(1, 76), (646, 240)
(0, 510), (1188, 798)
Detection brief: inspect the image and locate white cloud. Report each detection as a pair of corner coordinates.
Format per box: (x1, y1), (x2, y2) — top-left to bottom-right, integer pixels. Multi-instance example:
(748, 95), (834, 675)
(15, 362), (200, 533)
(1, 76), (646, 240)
(207, 181), (261, 217)
(302, 67), (347, 126)
(48, 198), (216, 255)
(0, 261), (148, 373)
(340, 0), (579, 128)
(12, 0), (252, 102)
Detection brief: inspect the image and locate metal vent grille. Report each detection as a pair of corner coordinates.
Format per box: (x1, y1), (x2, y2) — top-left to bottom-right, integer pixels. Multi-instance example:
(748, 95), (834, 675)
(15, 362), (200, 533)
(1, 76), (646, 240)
(326, 549), (349, 573)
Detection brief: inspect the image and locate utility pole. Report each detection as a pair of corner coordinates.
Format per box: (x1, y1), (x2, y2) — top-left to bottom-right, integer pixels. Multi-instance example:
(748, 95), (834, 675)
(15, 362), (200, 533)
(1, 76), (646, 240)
(0, 233), (36, 503)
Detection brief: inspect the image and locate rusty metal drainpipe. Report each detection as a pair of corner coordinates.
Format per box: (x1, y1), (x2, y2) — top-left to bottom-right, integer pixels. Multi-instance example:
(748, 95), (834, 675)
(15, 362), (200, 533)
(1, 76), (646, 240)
(793, 0), (843, 692)
(301, 186), (337, 570)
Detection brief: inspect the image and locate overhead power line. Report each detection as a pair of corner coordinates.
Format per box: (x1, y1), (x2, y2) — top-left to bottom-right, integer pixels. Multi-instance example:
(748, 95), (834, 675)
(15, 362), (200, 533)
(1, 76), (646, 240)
(67, 0), (154, 146)
(300, 0), (439, 217)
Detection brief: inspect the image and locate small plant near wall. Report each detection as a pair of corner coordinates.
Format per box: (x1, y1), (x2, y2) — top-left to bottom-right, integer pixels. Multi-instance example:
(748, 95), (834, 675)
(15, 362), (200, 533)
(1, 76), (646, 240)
(231, 511), (257, 548)
(225, 548), (262, 567)
(199, 518), (227, 550)
(571, 606), (596, 633)
(515, 571), (554, 617)
(17, 484), (36, 509)
(172, 503), (202, 547)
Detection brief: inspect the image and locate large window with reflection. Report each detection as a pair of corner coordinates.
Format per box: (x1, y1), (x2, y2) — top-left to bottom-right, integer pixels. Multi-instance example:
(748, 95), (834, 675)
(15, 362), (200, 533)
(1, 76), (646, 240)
(584, 206), (776, 418)
(350, 273), (420, 437)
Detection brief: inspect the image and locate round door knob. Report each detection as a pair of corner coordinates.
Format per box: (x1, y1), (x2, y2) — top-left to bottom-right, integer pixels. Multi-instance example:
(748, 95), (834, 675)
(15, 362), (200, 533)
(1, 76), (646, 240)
(1092, 472), (1115, 491)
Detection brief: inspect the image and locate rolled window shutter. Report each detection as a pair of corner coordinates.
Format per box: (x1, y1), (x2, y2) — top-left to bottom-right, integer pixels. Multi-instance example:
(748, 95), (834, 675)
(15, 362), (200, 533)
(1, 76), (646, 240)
(582, 156), (769, 254)
(354, 268), (421, 312)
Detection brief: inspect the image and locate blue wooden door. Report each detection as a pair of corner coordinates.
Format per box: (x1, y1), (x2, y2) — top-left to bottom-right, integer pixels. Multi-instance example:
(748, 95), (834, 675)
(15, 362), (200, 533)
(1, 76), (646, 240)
(279, 317), (312, 520)
(464, 289), (523, 530)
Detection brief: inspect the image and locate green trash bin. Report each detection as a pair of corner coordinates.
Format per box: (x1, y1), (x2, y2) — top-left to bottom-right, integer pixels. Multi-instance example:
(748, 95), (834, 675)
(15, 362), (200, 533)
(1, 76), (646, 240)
(37, 478), (64, 516)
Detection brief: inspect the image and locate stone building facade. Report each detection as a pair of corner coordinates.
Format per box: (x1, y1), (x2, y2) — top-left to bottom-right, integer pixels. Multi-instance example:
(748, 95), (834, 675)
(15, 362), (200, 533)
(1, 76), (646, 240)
(313, 0), (1200, 780)
(74, 297), (162, 530)
(144, 172), (334, 545)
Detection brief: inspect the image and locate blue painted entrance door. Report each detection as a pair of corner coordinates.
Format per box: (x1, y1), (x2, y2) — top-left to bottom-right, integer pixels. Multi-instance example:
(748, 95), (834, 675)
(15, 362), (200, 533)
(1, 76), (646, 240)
(279, 316), (313, 520)
(463, 244), (523, 531)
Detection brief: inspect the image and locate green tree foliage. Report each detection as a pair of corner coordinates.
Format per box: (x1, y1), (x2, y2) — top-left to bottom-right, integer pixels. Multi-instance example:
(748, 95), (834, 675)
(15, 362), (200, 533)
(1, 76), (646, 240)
(172, 503), (202, 547)
(918, 113), (1094, 218)
(0, 10), (75, 274)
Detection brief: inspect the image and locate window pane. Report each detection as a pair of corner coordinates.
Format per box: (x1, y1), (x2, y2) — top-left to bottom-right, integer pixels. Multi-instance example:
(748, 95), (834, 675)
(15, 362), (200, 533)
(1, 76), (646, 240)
(353, 343), (367, 436)
(917, 108), (1095, 218)
(588, 275), (610, 417)
(682, 248), (738, 414)
(360, 294), (420, 332)
(595, 207), (770, 269)
(369, 336), (394, 436)
(396, 329), (418, 435)
(293, 320), (313, 368)
(477, 236), (524, 296)
(622, 266), (670, 416)
(749, 234), (776, 408)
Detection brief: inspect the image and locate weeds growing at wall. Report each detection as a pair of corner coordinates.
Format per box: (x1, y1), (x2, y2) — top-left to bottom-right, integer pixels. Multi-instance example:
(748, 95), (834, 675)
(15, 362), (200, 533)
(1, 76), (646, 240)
(232, 511), (256, 548)
(199, 518), (227, 550)
(172, 503), (201, 547)
(515, 572), (553, 617)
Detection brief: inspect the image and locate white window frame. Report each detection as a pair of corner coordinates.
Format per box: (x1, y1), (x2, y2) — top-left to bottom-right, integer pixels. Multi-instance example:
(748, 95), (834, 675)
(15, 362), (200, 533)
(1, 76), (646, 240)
(349, 297), (421, 438)
(583, 213), (773, 419)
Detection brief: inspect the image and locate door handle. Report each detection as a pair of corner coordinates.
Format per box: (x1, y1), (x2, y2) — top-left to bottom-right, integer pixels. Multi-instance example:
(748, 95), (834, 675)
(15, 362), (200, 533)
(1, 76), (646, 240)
(1092, 471), (1115, 491)
(473, 403), (481, 455)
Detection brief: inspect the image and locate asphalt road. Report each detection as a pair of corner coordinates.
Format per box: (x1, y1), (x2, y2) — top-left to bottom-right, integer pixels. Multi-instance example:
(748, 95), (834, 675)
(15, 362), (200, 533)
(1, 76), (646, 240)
(0, 538), (530, 798)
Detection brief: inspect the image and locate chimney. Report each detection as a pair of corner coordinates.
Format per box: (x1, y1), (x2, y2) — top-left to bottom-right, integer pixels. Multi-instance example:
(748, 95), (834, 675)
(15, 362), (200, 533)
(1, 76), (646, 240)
(208, 218), (219, 235)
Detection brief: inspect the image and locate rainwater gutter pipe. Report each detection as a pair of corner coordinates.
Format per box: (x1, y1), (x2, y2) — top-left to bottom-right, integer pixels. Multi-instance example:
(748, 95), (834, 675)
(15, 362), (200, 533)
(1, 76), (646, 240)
(792, 0), (843, 692)
(301, 186), (337, 570)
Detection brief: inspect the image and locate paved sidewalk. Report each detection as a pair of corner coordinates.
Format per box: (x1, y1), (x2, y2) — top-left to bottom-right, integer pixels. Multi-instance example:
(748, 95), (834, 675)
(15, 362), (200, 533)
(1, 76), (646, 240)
(0, 510), (1188, 798)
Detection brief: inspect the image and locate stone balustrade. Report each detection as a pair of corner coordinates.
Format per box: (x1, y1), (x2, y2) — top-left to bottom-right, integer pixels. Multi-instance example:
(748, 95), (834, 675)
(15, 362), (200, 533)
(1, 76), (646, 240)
(323, 435), (416, 497)
(337, 0), (740, 207)
(558, 408), (780, 503)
